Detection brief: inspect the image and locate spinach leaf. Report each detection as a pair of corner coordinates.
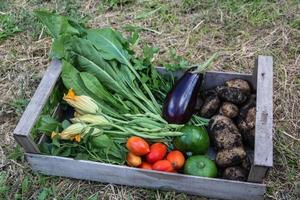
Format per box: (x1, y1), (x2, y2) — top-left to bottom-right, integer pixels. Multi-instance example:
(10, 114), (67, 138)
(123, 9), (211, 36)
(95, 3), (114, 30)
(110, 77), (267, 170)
(36, 115), (61, 134)
(34, 10), (83, 39)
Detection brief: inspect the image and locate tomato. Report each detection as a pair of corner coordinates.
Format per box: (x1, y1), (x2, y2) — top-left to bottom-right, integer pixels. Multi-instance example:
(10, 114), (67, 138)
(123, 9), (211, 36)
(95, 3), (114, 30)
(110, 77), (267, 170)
(139, 162), (152, 170)
(126, 152), (142, 167)
(174, 125), (210, 155)
(146, 143), (167, 163)
(126, 136), (150, 156)
(152, 160), (174, 172)
(184, 155), (217, 178)
(166, 150), (185, 170)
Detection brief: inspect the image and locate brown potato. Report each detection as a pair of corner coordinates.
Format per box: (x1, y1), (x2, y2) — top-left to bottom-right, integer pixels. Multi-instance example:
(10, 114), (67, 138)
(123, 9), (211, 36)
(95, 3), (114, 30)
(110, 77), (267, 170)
(225, 79), (251, 95)
(222, 166), (248, 181)
(209, 115), (243, 150)
(241, 155), (252, 171)
(213, 129), (243, 150)
(239, 95), (256, 118)
(216, 146), (246, 167)
(216, 86), (248, 105)
(219, 102), (239, 118)
(199, 95), (220, 118)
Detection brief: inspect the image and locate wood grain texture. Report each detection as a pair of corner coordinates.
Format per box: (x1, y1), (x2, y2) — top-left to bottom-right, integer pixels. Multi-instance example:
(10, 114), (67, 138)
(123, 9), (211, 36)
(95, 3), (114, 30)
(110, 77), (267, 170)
(253, 56), (273, 167)
(26, 153), (266, 200)
(156, 67), (254, 90)
(248, 165), (269, 183)
(204, 71), (254, 90)
(13, 59), (62, 153)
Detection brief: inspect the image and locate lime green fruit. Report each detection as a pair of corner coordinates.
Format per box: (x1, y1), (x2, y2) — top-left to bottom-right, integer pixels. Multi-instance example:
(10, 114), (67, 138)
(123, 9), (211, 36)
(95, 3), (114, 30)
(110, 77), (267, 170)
(184, 155), (217, 178)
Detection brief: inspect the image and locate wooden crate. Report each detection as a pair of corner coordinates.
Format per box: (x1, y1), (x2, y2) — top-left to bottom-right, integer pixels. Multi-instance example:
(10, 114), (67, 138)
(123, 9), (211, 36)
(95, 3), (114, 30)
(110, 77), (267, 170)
(13, 56), (273, 200)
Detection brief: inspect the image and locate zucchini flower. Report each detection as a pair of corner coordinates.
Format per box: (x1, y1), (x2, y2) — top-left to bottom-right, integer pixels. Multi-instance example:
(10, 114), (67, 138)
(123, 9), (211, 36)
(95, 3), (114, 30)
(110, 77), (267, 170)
(51, 123), (103, 142)
(63, 89), (100, 114)
(71, 114), (109, 126)
(51, 123), (87, 142)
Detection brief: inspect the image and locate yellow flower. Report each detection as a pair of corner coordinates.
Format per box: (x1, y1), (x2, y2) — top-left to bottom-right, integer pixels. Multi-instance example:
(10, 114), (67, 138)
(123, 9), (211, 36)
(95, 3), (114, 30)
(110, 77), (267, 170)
(71, 134), (81, 142)
(51, 123), (87, 142)
(71, 114), (109, 125)
(63, 89), (100, 114)
(51, 131), (57, 139)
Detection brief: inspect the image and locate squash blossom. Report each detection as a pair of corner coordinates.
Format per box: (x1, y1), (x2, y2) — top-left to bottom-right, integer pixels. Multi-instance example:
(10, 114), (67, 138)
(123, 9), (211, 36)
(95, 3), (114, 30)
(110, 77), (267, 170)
(71, 114), (109, 125)
(63, 89), (100, 114)
(51, 123), (87, 142)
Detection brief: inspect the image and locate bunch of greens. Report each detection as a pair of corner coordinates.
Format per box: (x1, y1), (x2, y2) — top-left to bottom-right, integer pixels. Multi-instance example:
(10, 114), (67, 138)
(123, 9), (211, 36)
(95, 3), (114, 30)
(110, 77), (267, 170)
(35, 11), (208, 164)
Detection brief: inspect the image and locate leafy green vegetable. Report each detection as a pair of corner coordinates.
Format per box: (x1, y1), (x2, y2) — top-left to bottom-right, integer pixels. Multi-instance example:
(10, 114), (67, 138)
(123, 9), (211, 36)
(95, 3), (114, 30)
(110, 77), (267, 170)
(35, 11), (208, 165)
(36, 115), (61, 134)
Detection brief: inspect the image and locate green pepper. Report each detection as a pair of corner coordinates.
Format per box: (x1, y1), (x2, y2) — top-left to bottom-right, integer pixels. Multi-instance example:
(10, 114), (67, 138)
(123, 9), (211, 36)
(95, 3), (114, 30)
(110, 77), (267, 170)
(184, 155), (217, 178)
(174, 125), (209, 155)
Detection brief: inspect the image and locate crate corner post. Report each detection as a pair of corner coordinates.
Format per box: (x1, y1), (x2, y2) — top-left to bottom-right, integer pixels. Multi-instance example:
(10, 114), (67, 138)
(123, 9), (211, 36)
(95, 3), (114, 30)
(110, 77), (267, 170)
(248, 55), (273, 183)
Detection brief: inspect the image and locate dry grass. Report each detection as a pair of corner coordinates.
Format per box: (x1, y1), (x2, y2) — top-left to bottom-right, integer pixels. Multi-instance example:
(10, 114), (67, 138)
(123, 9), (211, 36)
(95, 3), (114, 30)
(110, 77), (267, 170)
(0, 0), (299, 199)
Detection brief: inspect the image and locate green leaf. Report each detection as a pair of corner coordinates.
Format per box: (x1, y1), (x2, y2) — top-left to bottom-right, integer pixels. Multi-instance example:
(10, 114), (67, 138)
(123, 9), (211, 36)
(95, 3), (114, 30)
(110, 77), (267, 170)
(34, 10), (83, 39)
(37, 115), (61, 134)
(66, 37), (122, 92)
(87, 28), (131, 66)
(38, 188), (50, 200)
(21, 176), (29, 195)
(61, 120), (71, 129)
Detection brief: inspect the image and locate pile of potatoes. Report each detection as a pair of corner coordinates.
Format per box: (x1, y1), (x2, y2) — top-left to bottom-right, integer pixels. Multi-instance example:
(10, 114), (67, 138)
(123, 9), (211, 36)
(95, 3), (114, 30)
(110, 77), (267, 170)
(199, 79), (256, 181)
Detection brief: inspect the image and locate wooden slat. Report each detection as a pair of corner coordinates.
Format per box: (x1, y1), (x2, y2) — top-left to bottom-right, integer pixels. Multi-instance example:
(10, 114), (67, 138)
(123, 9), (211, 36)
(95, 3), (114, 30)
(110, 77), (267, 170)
(253, 56), (273, 167)
(13, 59), (62, 153)
(156, 67), (254, 90)
(26, 153), (265, 200)
(248, 166), (269, 183)
(204, 71), (254, 90)
(248, 56), (273, 183)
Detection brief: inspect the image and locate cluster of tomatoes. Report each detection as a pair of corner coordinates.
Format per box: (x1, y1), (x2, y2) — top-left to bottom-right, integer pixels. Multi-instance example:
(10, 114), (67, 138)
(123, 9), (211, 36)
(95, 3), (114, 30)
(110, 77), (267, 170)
(125, 136), (185, 172)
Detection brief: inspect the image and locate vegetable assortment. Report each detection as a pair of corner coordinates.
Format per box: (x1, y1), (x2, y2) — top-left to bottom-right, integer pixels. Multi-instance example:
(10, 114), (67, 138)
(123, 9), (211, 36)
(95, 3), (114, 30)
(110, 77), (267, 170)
(35, 11), (257, 182)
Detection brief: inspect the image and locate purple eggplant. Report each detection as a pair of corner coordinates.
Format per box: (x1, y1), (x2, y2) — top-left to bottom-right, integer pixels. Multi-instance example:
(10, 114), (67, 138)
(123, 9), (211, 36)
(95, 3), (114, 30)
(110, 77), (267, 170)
(162, 53), (218, 124)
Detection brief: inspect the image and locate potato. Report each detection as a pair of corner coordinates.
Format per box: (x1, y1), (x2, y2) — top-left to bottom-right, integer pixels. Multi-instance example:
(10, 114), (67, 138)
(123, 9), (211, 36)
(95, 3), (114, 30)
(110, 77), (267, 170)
(219, 102), (239, 118)
(213, 129), (243, 150)
(239, 94), (256, 118)
(209, 115), (239, 133)
(225, 79), (251, 95)
(216, 146), (246, 167)
(216, 86), (248, 105)
(200, 94), (220, 118)
(222, 166), (248, 181)
(209, 115), (243, 150)
(241, 155), (251, 171)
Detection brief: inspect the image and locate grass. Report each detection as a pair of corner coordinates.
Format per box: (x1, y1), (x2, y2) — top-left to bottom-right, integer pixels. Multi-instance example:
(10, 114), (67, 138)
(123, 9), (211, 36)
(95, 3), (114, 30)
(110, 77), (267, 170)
(0, 0), (299, 199)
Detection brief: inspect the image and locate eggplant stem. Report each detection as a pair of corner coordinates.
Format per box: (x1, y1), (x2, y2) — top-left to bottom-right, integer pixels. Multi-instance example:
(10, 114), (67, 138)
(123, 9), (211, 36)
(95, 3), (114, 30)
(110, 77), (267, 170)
(193, 52), (218, 73)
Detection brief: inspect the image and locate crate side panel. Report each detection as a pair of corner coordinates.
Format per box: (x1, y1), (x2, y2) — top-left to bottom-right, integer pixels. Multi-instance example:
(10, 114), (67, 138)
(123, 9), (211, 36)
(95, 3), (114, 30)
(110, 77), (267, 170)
(13, 59), (62, 153)
(204, 71), (254, 90)
(26, 153), (265, 200)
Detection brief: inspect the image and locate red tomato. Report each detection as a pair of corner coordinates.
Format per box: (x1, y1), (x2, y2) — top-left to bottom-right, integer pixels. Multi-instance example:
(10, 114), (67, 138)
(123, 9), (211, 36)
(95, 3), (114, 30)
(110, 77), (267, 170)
(126, 152), (142, 167)
(146, 143), (167, 163)
(152, 160), (174, 172)
(126, 136), (150, 156)
(166, 150), (185, 170)
(139, 162), (152, 170)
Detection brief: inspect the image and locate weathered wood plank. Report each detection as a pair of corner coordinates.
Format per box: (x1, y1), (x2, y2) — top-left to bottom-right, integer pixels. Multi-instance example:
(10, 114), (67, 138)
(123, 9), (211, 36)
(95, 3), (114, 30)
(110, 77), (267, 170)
(248, 56), (273, 182)
(26, 153), (266, 200)
(13, 59), (62, 153)
(156, 67), (254, 90)
(248, 165), (269, 183)
(253, 56), (273, 167)
(204, 71), (254, 90)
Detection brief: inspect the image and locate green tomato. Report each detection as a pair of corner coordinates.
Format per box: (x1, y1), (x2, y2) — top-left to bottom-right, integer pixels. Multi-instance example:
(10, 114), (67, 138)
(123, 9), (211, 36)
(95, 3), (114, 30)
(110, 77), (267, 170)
(174, 125), (209, 155)
(184, 155), (217, 178)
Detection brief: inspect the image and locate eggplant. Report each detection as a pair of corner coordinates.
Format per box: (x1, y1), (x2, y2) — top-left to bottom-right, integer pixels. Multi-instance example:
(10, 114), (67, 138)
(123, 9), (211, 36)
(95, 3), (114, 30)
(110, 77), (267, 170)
(162, 53), (218, 124)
